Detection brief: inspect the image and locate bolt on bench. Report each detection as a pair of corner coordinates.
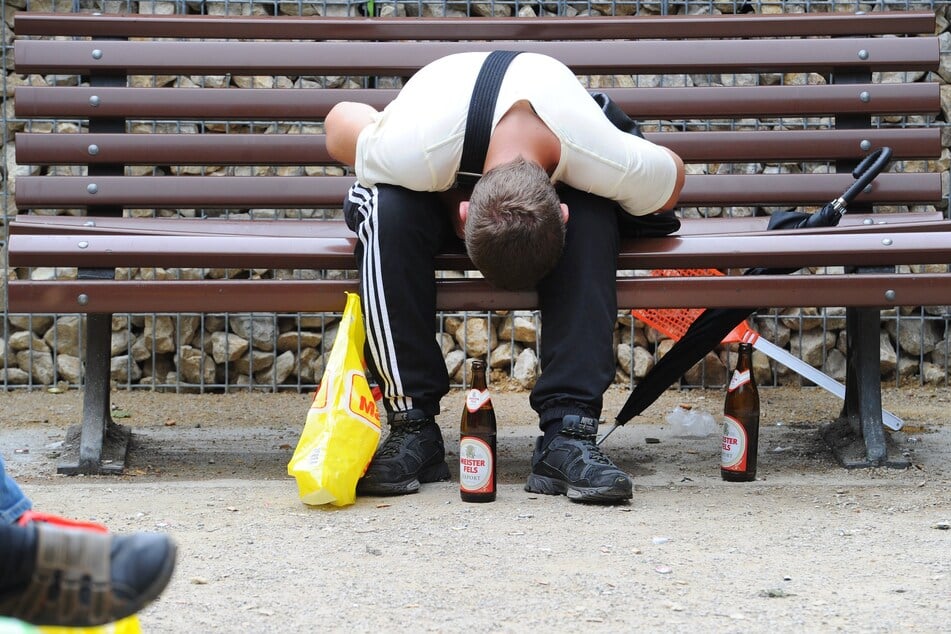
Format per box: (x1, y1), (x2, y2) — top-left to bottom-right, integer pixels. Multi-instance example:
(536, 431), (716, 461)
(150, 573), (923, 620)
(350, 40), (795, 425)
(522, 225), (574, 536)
(7, 10), (949, 474)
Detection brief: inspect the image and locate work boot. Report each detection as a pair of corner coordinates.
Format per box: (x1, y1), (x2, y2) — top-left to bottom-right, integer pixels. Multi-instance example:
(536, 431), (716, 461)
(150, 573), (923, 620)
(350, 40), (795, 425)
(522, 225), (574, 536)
(356, 411), (450, 496)
(525, 415), (633, 504)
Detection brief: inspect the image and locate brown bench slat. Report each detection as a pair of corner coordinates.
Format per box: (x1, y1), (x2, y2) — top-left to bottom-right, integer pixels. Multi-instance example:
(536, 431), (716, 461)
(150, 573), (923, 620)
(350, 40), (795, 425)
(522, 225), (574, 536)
(14, 86), (395, 120)
(11, 231), (951, 271)
(13, 173), (941, 210)
(14, 38), (939, 76)
(10, 212), (945, 239)
(7, 273), (948, 314)
(14, 12), (935, 40)
(9, 233), (363, 270)
(681, 216), (951, 236)
(15, 84), (939, 120)
(666, 129), (938, 162)
(17, 133), (338, 166)
(9, 216), (358, 238)
(15, 128), (940, 166)
(684, 173), (940, 206)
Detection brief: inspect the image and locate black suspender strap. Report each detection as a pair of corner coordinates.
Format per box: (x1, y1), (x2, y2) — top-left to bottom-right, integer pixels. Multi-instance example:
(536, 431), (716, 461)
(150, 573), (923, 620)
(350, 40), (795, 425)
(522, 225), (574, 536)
(456, 50), (523, 188)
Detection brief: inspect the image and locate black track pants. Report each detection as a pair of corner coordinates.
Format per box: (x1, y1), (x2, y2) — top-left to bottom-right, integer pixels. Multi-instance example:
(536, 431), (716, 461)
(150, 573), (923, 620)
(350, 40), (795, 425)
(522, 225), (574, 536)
(530, 185), (621, 426)
(344, 182), (621, 428)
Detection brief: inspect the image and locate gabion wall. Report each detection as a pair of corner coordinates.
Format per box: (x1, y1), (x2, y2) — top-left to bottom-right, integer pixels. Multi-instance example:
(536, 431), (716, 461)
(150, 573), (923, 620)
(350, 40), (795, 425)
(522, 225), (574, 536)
(2, 1), (950, 395)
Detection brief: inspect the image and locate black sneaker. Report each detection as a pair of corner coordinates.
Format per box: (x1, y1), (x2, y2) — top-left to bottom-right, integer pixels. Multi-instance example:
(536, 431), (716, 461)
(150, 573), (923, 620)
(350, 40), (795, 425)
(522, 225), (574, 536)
(524, 415), (633, 504)
(356, 411), (450, 496)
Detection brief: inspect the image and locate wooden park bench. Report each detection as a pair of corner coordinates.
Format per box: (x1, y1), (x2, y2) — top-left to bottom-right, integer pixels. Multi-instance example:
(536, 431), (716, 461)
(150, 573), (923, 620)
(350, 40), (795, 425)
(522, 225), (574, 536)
(7, 10), (949, 475)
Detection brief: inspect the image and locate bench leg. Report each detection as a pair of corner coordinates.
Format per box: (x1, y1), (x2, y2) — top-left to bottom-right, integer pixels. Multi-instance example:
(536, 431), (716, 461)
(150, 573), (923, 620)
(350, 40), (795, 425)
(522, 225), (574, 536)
(821, 307), (909, 469)
(57, 313), (130, 475)
(56, 74), (132, 475)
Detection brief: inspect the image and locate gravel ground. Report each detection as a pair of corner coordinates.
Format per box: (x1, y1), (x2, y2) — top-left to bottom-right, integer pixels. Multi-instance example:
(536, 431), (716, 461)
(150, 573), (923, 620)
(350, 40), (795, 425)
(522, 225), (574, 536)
(2, 384), (949, 632)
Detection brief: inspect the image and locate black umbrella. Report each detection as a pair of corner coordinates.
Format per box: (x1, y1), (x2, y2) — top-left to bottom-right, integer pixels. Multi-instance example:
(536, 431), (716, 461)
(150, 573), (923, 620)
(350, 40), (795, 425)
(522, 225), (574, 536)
(601, 147), (894, 443)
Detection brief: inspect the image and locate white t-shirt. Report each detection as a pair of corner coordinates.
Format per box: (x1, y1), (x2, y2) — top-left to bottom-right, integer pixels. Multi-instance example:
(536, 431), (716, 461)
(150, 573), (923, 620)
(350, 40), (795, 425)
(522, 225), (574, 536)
(354, 52), (677, 216)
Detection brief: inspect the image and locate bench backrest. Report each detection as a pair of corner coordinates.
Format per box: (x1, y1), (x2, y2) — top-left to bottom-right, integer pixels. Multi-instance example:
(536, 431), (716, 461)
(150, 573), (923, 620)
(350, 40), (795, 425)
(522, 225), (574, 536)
(12, 11), (943, 222)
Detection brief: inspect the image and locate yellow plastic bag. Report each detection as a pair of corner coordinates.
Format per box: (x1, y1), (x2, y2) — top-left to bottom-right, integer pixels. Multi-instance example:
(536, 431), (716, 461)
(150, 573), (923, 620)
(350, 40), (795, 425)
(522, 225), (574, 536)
(287, 292), (382, 507)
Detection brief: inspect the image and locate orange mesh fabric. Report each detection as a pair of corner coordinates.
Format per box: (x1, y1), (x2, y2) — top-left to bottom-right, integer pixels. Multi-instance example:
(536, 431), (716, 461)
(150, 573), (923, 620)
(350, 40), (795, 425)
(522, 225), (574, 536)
(631, 269), (723, 340)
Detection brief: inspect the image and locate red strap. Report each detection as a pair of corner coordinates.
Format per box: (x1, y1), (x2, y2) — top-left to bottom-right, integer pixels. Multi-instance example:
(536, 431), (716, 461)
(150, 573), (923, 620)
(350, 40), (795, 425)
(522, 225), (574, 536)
(17, 510), (108, 533)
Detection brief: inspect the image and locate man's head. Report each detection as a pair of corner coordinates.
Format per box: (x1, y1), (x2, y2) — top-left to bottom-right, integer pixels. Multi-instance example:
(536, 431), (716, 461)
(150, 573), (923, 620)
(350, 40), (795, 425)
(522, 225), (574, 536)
(462, 158), (567, 291)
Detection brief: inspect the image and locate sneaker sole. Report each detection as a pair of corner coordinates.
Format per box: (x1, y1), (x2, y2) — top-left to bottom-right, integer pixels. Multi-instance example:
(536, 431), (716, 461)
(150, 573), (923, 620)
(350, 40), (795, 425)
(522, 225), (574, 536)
(524, 474), (633, 504)
(356, 461), (451, 496)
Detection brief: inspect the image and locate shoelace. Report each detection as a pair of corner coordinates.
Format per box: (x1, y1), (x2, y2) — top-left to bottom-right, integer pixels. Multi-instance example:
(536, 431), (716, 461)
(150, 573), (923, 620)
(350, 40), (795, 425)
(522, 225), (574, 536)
(578, 436), (614, 465)
(376, 424), (420, 458)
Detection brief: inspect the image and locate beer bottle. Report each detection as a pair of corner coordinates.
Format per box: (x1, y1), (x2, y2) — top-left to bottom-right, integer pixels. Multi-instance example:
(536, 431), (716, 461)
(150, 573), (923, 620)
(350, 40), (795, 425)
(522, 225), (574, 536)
(721, 342), (760, 482)
(460, 359), (497, 502)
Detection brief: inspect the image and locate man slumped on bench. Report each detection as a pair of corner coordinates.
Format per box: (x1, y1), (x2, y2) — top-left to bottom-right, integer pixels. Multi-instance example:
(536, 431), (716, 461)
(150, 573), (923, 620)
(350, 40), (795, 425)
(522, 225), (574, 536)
(326, 51), (685, 503)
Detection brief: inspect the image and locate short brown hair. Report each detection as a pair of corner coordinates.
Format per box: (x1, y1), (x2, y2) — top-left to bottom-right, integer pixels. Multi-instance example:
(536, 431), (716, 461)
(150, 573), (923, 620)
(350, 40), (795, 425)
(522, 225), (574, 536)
(465, 158), (565, 291)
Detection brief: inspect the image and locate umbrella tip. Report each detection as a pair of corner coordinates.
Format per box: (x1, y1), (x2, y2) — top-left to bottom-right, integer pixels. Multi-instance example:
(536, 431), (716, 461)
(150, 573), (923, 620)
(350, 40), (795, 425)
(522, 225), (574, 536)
(597, 422), (621, 446)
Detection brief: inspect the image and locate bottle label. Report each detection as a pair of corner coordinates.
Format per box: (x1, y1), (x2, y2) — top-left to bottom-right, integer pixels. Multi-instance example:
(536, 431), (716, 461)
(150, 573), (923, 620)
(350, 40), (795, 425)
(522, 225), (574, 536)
(465, 388), (491, 413)
(728, 369), (751, 392)
(721, 415), (748, 471)
(459, 436), (494, 493)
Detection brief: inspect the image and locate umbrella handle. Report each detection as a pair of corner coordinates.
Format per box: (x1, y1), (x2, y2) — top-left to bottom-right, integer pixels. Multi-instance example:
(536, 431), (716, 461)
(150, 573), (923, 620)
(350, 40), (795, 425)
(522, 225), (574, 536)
(838, 146), (894, 208)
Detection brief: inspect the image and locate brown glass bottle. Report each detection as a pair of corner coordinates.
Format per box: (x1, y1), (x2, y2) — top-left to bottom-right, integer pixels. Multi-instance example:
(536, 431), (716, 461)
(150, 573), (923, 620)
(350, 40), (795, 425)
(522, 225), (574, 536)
(459, 360), (497, 502)
(721, 342), (760, 482)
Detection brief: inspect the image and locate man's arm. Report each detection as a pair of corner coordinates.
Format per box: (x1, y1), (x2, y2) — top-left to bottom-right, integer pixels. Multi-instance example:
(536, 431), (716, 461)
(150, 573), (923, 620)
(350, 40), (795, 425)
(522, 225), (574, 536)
(659, 148), (686, 211)
(325, 101), (379, 167)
